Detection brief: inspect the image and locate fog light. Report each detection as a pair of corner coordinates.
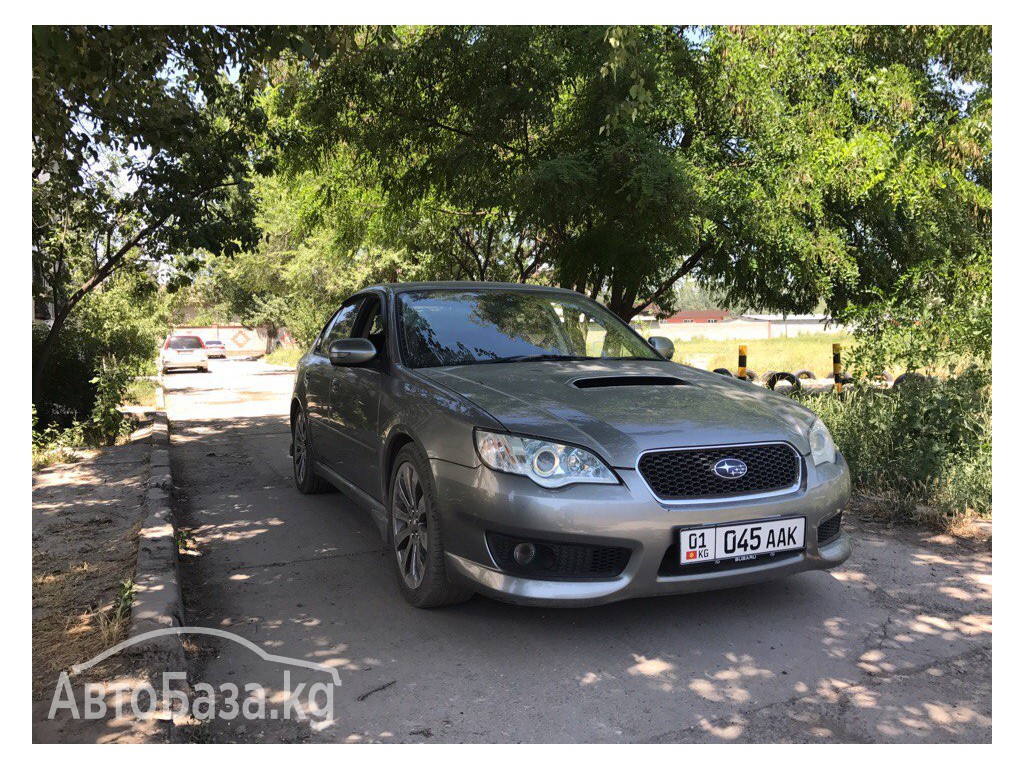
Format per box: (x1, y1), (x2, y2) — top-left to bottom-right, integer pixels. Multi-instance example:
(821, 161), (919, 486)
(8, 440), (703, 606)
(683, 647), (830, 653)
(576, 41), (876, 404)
(513, 542), (537, 566)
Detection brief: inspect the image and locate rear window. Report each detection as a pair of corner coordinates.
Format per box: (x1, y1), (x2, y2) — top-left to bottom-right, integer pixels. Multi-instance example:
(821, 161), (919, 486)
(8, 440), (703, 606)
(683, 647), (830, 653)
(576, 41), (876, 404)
(167, 336), (204, 350)
(205, 340), (224, 346)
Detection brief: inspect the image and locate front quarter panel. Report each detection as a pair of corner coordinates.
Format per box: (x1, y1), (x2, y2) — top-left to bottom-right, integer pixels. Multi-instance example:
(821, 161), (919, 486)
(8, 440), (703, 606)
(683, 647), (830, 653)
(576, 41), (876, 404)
(377, 365), (504, 499)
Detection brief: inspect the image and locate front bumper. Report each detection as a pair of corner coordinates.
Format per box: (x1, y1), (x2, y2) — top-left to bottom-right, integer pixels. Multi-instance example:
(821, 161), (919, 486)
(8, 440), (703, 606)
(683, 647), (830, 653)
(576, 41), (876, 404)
(431, 453), (851, 606)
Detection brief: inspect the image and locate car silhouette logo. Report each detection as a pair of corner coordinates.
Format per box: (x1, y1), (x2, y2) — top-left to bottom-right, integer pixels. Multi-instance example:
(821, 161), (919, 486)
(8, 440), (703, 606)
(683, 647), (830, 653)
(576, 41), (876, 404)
(713, 458), (748, 479)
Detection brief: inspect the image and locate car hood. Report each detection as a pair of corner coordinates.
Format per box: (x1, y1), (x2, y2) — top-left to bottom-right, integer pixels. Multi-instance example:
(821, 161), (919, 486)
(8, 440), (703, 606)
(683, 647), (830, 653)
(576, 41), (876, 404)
(418, 360), (817, 468)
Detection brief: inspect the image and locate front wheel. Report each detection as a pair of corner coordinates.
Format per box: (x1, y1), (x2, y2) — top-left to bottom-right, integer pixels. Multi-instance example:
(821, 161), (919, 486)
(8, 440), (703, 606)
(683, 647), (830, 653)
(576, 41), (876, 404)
(389, 444), (472, 608)
(292, 408), (332, 494)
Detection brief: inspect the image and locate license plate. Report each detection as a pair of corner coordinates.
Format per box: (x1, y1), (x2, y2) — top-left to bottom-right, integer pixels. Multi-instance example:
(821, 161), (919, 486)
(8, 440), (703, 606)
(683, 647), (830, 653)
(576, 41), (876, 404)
(679, 517), (805, 566)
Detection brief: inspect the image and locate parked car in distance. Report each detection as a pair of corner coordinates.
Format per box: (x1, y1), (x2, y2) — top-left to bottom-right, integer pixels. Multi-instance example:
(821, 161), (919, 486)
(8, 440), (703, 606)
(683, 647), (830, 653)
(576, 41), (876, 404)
(290, 282), (851, 608)
(204, 339), (227, 359)
(161, 334), (209, 374)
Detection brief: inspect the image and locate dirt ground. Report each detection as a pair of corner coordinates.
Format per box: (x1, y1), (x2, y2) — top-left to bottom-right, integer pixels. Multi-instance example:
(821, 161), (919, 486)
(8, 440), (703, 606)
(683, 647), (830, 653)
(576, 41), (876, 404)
(31, 426), (163, 743)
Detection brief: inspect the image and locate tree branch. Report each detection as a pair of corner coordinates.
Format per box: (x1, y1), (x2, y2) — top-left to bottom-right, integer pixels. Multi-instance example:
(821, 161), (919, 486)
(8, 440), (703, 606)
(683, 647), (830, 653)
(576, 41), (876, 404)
(630, 239), (716, 317)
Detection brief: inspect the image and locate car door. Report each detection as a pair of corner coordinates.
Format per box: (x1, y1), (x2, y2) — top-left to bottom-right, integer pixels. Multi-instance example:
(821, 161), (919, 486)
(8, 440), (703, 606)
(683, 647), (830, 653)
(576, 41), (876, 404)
(325, 293), (387, 498)
(304, 297), (364, 457)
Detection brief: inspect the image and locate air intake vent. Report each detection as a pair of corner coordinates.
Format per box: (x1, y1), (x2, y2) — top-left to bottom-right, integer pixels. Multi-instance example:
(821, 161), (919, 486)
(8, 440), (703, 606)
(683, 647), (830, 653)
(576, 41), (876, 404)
(571, 376), (689, 389)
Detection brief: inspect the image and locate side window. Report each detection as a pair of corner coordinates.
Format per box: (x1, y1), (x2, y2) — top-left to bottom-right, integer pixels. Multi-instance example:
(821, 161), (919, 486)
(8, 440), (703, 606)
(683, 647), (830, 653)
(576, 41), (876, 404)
(355, 296), (387, 353)
(318, 299), (364, 354)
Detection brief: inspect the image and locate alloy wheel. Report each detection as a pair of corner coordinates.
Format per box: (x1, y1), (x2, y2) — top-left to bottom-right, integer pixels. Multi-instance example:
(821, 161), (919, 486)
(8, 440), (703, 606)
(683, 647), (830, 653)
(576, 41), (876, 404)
(392, 462), (429, 589)
(293, 411), (308, 484)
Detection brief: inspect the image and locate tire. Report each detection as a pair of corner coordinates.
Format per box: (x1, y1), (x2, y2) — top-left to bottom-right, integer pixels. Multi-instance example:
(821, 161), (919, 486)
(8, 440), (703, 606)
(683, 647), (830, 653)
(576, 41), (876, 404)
(388, 443), (473, 608)
(893, 372), (927, 387)
(742, 369), (758, 382)
(291, 407), (333, 494)
(712, 367), (733, 377)
(766, 371), (801, 392)
(794, 369), (816, 380)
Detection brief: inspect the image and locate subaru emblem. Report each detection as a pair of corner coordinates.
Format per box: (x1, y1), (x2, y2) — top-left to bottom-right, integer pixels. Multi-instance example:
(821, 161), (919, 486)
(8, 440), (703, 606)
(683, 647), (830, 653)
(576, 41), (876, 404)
(713, 458), (747, 479)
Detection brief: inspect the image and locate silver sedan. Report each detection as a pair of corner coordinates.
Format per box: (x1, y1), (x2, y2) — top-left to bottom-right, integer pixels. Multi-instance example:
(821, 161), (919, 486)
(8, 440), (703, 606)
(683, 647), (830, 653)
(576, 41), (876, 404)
(290, 282), (851, 608)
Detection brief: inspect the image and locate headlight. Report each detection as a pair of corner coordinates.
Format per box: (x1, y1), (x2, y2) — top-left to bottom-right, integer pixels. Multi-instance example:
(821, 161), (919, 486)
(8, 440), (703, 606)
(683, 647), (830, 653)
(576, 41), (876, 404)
(808, 419), (837, 466)
(474, 430), (618, 488)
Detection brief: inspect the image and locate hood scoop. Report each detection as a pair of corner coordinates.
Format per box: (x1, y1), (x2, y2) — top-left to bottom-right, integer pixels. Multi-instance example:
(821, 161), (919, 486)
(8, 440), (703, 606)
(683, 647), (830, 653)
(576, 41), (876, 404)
(571, 375), (690, 390)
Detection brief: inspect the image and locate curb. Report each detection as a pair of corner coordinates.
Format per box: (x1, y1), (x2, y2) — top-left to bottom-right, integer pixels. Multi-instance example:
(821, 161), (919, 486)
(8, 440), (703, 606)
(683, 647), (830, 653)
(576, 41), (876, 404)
(127, 382), (185, 673)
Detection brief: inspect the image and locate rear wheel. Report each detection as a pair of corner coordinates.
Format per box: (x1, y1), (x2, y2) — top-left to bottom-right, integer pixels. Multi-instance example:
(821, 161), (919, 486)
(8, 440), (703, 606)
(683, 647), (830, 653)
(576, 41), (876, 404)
(292, 408), (332, 494)
(389, 444), (473, 608)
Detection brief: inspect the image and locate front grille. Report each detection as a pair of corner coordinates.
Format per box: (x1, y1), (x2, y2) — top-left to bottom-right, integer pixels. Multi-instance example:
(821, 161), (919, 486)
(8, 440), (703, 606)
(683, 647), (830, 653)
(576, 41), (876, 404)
(817, 512), (843, 545)
(486, 532), (630, 581)
(638, 443), (801, 501)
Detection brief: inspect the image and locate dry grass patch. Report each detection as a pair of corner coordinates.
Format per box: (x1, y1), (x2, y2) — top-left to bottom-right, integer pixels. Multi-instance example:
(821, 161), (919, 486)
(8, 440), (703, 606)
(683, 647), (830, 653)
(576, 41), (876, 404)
(32, 532), (138, 694)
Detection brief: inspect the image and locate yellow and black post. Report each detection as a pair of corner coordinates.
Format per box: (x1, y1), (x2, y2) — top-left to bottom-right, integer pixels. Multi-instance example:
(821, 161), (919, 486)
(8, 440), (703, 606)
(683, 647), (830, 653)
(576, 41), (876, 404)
(738, 345), (747, 380)
(832, 343), (842, 393)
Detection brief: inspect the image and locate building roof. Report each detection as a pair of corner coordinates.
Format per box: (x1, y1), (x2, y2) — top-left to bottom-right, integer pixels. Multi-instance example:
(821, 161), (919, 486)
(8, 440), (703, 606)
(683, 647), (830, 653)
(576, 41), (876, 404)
(662, 310), (733, 322)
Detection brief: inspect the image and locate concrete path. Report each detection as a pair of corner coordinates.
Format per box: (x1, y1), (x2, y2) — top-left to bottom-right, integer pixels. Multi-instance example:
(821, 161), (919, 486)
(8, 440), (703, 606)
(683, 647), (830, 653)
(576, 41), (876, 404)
(165, 360), (992, 743)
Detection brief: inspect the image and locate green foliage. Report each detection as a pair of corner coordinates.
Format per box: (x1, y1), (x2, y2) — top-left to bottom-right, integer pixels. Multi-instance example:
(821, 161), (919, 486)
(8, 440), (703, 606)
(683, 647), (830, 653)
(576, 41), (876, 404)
(802, 372), (991, 519)
(269, 24), (991, 340)
(842, 249), (991, 377)
(33, 267), (167, 440)
(31, 406), (86, 469)
(30, 26), (337, 406)
(196, 168), (410, 346)
(123, 378), (158, 408)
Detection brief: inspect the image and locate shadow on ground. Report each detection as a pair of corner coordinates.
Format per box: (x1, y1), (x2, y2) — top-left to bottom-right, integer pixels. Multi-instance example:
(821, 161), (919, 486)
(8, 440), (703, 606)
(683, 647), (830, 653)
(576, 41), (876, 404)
(166, 407), (991, 744)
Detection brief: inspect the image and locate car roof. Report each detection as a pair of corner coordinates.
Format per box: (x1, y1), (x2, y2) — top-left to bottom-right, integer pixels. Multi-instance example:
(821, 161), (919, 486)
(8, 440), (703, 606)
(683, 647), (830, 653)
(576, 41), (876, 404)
(362, 281), (586, 298)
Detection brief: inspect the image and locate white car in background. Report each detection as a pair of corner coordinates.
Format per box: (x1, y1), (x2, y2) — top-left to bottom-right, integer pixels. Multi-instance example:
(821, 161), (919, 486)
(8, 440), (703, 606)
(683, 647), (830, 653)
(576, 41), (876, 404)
(161, 335), (209, 374)
(204, 339), (227, 359)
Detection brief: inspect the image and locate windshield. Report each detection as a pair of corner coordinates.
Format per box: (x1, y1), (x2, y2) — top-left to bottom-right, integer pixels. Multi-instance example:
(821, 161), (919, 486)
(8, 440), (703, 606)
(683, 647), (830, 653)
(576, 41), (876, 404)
(167, 336), (204, 350)
(396, 289), (660, 368)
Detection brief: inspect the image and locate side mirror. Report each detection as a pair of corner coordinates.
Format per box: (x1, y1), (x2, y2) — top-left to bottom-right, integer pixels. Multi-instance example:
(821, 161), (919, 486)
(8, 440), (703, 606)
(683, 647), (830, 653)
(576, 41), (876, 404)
(648, 336), (675, 361)
(329, 338), (377, 366)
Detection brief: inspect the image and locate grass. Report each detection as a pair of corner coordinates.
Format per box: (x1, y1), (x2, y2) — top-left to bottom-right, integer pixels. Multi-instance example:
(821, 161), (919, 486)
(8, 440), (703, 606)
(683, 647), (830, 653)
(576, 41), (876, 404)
(123, 376), (158, 407)
(664, 332), (859, 377)
(799, 371), (991, 525)
(32, 544), (138, 694)
(32, 422), (86, 470)
(264, 346), (304, 368)
(32, 443), (81, 470)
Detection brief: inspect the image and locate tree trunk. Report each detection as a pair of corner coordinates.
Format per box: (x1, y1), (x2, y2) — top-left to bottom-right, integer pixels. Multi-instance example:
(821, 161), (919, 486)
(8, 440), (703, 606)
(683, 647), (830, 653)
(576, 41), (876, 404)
(31, 214), (170, 409)
(32, 305), (70, 409)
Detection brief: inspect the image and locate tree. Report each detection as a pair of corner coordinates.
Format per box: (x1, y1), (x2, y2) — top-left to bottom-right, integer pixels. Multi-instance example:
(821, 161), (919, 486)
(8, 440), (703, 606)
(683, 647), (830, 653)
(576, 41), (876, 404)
(272, 24), (990, 342)
(197, 163), (411, 345)
(31, 26), (312, 403)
